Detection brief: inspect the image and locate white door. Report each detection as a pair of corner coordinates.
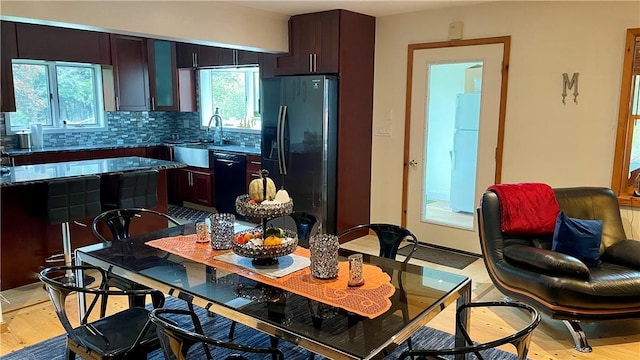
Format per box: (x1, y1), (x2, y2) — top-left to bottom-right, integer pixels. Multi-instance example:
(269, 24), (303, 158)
(406, 43), (504, 254)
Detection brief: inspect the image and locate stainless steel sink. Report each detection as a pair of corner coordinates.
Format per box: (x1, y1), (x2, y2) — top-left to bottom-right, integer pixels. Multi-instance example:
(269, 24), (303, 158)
(173, 145), (211, 168)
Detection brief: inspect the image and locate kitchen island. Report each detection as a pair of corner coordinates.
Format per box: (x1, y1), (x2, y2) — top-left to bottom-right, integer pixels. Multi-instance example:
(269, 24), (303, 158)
(0, 156), (187, 290)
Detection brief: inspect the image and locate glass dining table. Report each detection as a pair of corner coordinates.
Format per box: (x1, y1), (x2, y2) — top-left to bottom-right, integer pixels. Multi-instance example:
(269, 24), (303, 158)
(75, 223), (471, 360)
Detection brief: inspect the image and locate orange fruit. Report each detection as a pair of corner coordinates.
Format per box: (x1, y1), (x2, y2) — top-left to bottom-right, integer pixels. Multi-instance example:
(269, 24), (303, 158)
(263, 236), (282, 246)
(243, 232), (255, 241)
(235, 235), (247, 244)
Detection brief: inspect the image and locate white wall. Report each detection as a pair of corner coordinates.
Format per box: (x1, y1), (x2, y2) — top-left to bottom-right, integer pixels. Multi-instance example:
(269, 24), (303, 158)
(372, 1), (640, 236)
(0, 1), (289, 52)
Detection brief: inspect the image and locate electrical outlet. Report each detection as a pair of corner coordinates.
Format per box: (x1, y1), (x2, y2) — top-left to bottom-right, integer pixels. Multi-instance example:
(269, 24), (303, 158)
(183, 119), (190, 128)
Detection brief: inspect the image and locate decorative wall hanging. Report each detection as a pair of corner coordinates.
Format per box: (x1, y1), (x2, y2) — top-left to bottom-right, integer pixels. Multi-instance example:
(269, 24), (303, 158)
(562, 72), (579, 104)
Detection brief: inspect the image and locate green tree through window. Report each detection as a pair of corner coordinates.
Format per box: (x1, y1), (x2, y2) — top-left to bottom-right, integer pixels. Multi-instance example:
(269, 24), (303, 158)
(8, 59), (104, 132)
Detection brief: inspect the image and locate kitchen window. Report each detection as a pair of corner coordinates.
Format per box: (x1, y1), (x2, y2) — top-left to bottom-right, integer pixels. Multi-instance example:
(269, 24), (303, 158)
(6, 59), (105, 134)
(199, 66), (261, 131)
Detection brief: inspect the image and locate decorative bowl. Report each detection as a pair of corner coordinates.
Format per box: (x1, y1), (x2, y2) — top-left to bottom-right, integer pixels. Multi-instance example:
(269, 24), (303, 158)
(231, 228), (298, 265)
(235, 194), (294, 218)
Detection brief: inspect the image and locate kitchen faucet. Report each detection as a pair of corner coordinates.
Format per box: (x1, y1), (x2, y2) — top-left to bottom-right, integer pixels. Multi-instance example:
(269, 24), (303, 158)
(207, 107), (224, 145)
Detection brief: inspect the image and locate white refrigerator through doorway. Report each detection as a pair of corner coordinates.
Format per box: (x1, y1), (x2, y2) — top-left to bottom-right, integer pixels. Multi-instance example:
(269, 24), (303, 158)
(449, 93), (481, 213)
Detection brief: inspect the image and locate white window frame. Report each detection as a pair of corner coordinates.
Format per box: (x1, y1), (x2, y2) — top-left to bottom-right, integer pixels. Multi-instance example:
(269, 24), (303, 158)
(6, 59), (106, 135)
(199, 66), (261, 132)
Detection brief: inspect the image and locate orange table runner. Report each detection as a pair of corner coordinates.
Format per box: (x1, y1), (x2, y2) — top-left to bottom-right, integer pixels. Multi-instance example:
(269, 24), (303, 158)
(145, 234), (396, 318)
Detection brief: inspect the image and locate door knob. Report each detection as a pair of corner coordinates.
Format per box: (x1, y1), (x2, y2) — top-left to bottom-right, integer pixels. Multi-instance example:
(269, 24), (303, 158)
(409, 160), (418, 167)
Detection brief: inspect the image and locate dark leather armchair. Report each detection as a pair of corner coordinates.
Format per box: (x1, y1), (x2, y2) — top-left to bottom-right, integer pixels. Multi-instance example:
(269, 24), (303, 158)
(477, 187), (640, 352)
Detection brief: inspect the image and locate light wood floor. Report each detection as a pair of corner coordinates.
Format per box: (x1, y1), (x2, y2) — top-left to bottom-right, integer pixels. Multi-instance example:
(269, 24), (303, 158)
(1, 235), (639, 359)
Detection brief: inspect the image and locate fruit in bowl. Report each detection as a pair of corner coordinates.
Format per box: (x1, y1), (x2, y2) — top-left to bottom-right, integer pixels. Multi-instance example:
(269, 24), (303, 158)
(231, 227), (298, 264)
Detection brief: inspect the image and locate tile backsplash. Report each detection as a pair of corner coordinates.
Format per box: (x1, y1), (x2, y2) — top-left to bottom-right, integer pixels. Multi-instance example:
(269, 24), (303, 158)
(0, 111), (260, 150)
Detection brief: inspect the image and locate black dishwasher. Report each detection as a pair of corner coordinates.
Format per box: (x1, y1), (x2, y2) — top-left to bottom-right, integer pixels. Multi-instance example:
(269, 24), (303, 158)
(213, 152), (246, 217)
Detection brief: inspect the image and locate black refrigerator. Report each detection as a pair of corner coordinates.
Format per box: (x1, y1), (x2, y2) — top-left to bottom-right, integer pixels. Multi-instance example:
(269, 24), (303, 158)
(261, 75), (338, 235)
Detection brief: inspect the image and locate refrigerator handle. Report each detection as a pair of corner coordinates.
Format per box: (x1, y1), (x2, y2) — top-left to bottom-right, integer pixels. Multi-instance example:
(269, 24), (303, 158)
(276, 106), (284, 174)
(280, 105), (288, 175)
(450, 149), (456, 170)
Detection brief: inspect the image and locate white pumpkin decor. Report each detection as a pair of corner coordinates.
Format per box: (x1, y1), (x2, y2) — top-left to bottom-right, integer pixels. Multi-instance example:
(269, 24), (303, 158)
(274, 188), (291, 203)
(248, 171), (276, 202)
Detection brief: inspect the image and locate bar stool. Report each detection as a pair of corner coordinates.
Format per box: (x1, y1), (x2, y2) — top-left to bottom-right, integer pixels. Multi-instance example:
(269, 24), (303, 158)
(101, 169), (159, 210)
(44, 175), (102, 283)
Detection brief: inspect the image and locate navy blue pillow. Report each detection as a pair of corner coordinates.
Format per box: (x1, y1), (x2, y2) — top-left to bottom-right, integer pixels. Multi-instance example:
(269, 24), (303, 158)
(552, 212), (602, 266)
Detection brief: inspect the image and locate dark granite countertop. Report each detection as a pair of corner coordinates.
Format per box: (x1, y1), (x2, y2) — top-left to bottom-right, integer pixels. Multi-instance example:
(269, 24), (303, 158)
(0, 156), (186, 187)
(170, 143), (261, 156)
(2, 142), (261, 156)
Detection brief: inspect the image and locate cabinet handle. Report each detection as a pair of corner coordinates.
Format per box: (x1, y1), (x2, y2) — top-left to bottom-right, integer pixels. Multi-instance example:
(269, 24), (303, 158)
(194, 53), (198, 68)
(250, 161), (261, 165)
(313, 54), (317, 72)
(151, 97), (155, 111)
(250, 173), (260, 178)
(309, 54), (313, 73)
(233, 50), (238, 65)
(116, 96), (120, 111)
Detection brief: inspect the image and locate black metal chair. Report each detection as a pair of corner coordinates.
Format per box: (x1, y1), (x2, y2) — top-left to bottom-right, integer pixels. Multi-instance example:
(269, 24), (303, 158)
(92, 207), (183, 308)
(149, 308), (285, 360)
(399, 301), (541, 360)
(337, 224), (419, 353)
(338, 223), (418, 263)
(39, 265), (165, 360)
(92, 207), (181, 243)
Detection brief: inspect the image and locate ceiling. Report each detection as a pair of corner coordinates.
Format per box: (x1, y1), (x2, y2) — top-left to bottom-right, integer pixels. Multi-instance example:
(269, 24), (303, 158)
(225, 1), (486, 17)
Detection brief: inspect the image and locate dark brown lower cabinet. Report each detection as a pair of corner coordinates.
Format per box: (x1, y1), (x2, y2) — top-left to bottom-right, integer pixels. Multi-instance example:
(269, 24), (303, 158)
(178, 167), (213, 207)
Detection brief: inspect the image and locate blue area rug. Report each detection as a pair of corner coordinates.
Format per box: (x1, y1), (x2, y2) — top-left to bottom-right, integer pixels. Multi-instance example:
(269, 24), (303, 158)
(3, 296), (519, 359)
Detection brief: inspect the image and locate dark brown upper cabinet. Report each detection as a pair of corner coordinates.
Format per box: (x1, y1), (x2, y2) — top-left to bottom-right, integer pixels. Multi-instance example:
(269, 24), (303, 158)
(147, 39), (179, 111)
(200, 46), (234, 67)
(111, 34), (149, 111)
(176, 42), (259, 68)
(236, 50), (260, 65)
(15, 23), (111, 64)
(274, 10), (341, 76)
(176, 42), (200, 68)
(1, 21), (17, 112)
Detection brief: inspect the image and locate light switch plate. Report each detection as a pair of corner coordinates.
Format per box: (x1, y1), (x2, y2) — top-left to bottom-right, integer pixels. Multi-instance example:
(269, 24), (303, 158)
(183, 119), (190, 128)
(448, 21), (463, 40)
(374, 124), (392, 137)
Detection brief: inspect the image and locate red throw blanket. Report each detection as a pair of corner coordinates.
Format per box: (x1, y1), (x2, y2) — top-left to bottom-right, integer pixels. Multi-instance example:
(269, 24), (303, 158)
(487, 183), (560, 235)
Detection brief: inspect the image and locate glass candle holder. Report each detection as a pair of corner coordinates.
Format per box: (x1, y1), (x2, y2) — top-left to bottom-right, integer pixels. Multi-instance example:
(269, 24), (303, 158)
(196, 222), (210, 243)
(210, 213), (235, 250)
(348, 253), (365, 287)
(309, 234), (339, 279)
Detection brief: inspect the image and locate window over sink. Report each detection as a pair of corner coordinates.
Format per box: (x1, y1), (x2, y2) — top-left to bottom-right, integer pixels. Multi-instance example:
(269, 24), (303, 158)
(6, 59), (106, 134)
(199, 66), (261, 132)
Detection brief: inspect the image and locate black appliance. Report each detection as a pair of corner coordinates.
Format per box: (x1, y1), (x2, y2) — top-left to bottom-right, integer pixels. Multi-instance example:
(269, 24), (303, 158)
(261, 75), (338, 234)
(213, 152), (246, 217)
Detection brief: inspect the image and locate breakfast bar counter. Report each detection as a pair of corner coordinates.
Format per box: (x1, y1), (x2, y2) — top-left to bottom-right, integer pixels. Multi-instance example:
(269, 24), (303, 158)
(0, 156), (186, 187)
(0, 157), (186, 290)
